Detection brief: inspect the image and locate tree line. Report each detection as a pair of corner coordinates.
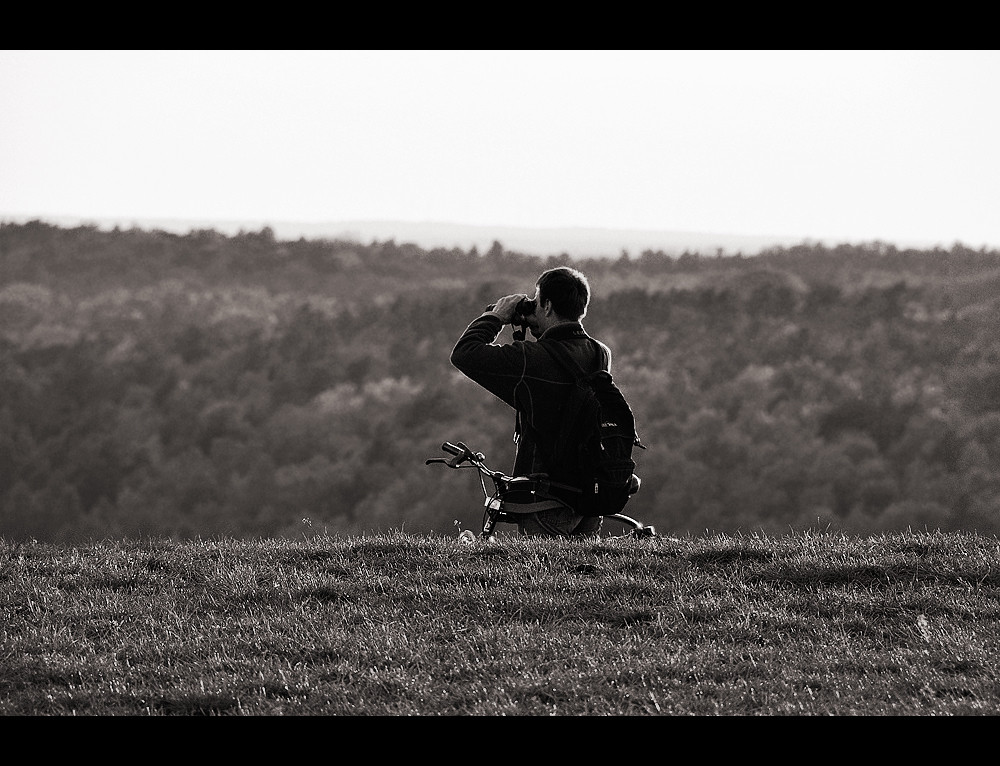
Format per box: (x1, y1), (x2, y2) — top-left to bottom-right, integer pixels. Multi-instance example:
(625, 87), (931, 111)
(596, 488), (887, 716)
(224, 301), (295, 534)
(3, 220), (1000, 541)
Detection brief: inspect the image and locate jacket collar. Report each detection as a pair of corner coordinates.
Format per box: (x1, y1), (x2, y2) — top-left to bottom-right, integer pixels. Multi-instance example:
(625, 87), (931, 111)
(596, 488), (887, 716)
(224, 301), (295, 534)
(539, 321), (587, 341)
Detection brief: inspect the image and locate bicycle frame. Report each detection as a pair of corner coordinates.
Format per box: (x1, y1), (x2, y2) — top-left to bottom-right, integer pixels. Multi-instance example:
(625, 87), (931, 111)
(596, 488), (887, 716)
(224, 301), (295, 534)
(425, 441), (656, 540)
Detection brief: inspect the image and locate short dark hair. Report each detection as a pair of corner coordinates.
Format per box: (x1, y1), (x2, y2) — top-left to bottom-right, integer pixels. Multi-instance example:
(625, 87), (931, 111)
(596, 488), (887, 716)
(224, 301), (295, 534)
(537, 266), (590, 320)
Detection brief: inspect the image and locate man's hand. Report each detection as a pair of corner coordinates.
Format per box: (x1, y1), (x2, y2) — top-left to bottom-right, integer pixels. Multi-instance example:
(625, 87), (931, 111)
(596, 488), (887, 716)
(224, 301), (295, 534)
(486, 294), (528, 324)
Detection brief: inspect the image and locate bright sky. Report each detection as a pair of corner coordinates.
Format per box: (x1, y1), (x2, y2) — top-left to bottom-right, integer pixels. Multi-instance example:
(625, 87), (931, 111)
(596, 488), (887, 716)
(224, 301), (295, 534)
(2, 50), (999, 249)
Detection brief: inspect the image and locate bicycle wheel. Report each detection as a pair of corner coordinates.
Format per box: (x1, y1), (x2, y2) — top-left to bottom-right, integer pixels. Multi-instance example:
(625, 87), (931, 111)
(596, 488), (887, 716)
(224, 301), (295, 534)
(480, 492), (507, 539)
(481, 507), (501, 539)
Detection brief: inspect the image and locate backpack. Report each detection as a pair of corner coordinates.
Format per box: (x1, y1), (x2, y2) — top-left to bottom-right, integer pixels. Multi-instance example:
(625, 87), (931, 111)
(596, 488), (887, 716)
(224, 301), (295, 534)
(540, 338), (646, 517)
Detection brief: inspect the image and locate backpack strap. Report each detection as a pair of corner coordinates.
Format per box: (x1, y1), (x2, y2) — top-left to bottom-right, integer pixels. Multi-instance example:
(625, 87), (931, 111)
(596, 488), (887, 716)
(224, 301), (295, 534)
(538, 335), (600, 382)
(513, 336), (593, 446)
(538, 337), (603, 472)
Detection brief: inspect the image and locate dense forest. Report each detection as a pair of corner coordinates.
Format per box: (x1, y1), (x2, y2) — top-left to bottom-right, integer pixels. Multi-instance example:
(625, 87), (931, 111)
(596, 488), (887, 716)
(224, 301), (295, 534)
(3, 220), (1000, 542)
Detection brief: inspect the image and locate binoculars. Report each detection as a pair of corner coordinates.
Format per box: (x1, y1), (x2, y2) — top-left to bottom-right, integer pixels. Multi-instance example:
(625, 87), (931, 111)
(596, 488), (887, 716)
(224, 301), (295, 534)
(486, 297), (536, 323)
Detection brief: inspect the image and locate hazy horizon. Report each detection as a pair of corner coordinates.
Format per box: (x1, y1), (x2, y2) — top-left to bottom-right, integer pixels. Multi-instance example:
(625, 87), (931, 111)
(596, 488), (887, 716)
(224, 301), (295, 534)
(2, 211), (936, 259)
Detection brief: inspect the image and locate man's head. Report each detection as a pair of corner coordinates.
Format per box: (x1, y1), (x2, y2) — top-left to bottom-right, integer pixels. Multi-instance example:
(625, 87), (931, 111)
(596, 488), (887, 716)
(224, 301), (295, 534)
(527, 266), (590, 337)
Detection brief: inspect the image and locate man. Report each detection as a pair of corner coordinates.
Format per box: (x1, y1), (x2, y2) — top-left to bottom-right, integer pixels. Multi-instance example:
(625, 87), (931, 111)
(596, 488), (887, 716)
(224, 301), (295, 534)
(450, 266), (611, 537)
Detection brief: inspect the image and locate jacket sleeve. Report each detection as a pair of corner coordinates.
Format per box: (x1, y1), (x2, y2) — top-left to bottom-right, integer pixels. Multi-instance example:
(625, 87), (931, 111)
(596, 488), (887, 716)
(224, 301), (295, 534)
(450, 315), (527, 409)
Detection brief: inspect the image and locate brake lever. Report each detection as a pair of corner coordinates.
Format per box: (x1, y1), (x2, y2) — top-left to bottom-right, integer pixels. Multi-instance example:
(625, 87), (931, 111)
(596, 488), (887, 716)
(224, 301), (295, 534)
(427, 442), (484, 468)
(444, 442), (474, 467)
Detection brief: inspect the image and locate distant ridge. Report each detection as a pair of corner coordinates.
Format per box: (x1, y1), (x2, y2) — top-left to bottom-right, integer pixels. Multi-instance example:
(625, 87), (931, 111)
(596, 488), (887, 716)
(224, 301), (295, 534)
(284, 220), (817, 258)
(0, 214), (906, 258)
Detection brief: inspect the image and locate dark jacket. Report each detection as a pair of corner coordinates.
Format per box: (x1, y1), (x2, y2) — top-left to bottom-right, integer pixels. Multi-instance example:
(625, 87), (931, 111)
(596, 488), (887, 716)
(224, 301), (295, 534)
(450, 315), (611, 479)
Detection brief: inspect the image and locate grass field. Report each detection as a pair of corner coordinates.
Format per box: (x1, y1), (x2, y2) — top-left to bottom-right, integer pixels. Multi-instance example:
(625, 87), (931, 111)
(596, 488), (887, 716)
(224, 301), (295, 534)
(2, 529), (998, 715)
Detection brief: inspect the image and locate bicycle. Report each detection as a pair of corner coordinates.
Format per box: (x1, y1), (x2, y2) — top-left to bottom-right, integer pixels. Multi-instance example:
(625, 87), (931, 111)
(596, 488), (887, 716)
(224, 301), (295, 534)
(425, 441), (657, 540)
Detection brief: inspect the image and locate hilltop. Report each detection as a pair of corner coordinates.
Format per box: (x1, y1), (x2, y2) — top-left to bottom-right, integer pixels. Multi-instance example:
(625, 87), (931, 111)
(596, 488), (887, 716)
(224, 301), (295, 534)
(2, 530), (998, 715)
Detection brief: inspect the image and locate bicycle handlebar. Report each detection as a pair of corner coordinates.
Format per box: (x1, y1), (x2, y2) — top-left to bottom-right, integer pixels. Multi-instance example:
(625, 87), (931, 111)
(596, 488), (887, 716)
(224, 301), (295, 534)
(427, 441), (495, 472)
